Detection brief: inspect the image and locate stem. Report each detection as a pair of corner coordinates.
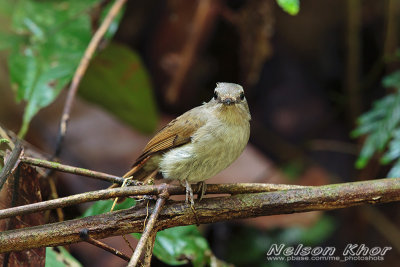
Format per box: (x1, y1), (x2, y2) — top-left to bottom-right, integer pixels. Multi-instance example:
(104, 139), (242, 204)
(54, 0), (127, 158)
(0, 142), (23, 191)
(20, 156), (125, 184)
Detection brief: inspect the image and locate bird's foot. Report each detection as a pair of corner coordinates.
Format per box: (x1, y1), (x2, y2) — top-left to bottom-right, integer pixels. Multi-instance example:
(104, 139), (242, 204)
(196, 181), (207, 201)
(184, 180), (195, 206)
(183, 180), (200, 226)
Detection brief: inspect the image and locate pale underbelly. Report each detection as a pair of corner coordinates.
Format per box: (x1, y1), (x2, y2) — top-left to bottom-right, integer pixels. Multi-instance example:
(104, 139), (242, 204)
(159, 140), (245, 183)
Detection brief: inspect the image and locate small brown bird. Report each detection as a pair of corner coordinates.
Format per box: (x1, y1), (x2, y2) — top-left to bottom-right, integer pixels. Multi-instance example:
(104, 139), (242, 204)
(124, 82), (251, 205)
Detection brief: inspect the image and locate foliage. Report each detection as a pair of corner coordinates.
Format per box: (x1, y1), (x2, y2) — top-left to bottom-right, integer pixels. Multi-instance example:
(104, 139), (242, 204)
(352, 70), (400, 177)
(83, 199), (212, 266)
(223, 215), (335, 266)
(276, 0), (300, 15)
(133, 225), (212, 267)
(0, 139), (9, 145)
(79, 42), (158, 133)
(0, 0), (132, 138)
(81, 198), (136, 217)
(45, 247), (82, 267)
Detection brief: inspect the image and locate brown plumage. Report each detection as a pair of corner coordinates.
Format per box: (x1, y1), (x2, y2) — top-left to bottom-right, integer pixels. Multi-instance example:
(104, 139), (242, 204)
(123, 110), (206, 180)
(123, 82), (251, 205)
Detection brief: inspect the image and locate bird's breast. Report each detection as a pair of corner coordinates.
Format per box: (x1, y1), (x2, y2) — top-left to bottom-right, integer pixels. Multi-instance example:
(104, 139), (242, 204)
(159, 115), (250, 182)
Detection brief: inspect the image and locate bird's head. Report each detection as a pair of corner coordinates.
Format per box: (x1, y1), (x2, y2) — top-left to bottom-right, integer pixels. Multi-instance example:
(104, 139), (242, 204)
(212, 82), (246, 106)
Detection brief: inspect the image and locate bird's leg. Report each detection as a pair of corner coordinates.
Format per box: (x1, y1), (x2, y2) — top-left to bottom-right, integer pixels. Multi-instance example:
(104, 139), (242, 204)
(196, 181), (207, 201)
(182, 180), (200, 226)
(185, 180), (195, 206)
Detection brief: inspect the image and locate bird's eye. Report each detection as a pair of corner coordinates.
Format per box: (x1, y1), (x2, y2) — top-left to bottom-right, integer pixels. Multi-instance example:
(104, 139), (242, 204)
(214, 91), (218, 99)
(239, 92), (245, 100)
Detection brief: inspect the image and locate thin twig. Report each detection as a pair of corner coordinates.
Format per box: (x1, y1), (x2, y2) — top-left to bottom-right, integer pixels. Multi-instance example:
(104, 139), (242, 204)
(128, 189), (169, 266)
(0, 183), (305, 220)
(142, 230), (157, 267)
(90, 0), (113, 32)
(165, 0), (219, 103)
(79, 229), (130, 262)
(0, 141), (23, 191)
(1, 177), (399, 253)
(20, 156), (126, 185)
(48, 176), (65, 222)
(54, 0), (127, 158)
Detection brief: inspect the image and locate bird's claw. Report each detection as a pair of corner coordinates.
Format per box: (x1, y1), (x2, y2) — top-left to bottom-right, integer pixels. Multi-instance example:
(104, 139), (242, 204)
(183, 180), (200, 226)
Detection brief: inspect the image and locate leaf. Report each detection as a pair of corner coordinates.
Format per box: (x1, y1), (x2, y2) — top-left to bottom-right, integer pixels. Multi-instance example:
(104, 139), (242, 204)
(4, 0), (101, 138)
(81, 198), (135, 217)
(387, 158), (400, 177)
(45, 247), (82, 267)
(276, 0), (300, 15)
(3, 0), (126, 138)
(0, 139), (9, 145)
(381, 129), (400, 164)
(353, 88), (400, 169)
(382, 70), (400, 88)
(79, 42), (158, 133)
(132, 225), (210, 266)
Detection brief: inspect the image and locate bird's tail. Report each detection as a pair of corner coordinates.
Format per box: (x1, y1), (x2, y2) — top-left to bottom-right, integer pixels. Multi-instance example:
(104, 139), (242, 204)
(122, 156), (157, 182)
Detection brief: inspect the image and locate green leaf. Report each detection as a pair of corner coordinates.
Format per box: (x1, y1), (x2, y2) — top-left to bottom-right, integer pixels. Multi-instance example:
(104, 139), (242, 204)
(45, 247), (82, 267)
(4, 0), (103, 138)
(81, 198), (136, 217)
(3, 0), (126, 138)
(353, 88), (400, 170)
(276, 0), (300, 15)
(387, 158), (400, 177)
(382, 70), (400, 88)
(79, 42), (158, 133)
(133, 225), (210, 266)
(381, 129), (400, 164)
(0, 139), (9, 145)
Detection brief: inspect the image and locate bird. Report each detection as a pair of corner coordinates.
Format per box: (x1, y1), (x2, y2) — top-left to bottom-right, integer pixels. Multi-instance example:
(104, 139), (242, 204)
(123, 82), (251, 205)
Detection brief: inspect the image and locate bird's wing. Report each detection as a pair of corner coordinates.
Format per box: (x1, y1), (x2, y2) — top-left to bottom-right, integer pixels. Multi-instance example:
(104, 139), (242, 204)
(132, 107), (207, 166)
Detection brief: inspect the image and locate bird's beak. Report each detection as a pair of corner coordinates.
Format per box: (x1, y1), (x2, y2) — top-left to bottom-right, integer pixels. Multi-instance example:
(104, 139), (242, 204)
(222, 98), (235, 105)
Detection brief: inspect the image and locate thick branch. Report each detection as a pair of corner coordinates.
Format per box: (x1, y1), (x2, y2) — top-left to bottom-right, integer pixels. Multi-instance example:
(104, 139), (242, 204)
(0, 183), (304, 220)
(0, 178), (399, 253)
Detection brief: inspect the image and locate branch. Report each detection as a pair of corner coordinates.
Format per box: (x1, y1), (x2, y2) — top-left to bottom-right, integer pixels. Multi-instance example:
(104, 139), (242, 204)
(0, 178), (399, 253)
(54, 0), (127, 157)
(20, 156), (126, 185)
(79, 229), (130, 262)
(0, 141), (23, 191)
(128, 190), (169, 266)
(0, 183), (304, 220)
